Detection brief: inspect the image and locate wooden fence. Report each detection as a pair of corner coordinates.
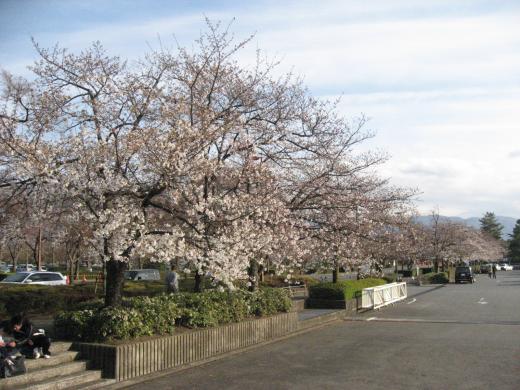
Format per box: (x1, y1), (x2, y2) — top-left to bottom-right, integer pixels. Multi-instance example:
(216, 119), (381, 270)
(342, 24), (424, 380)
(74, 312), (299, 381)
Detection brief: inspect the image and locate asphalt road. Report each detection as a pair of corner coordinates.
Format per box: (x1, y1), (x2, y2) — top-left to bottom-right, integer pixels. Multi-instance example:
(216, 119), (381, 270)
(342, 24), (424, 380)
(125, 271), (520, 390)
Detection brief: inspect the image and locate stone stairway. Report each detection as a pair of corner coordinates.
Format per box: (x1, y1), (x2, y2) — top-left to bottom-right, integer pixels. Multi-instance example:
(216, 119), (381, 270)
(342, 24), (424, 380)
(0, 342), (115, 390)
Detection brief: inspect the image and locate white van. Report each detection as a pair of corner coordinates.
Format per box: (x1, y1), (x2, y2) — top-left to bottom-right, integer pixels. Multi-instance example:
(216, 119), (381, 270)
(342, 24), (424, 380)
(124, 269), (160, 281)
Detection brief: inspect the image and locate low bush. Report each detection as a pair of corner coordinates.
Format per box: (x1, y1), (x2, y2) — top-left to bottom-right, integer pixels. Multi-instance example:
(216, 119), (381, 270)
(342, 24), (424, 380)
(54, 287), (291, 342)
(248, 288), (292, 316)
(423, 272), (448, 284)
(123, 281), (166, 297)
(383, 275), (395, 283)
(0, 284), (96, 317)
(54, 310), (96, 340)
(55, 297), (181, 342)
(170, 288), (290, 327)
(309, 278), (386, 301)
(90, 307), (149, 340)
(0, 277), (209, 317)
(123, 295), (179, 335)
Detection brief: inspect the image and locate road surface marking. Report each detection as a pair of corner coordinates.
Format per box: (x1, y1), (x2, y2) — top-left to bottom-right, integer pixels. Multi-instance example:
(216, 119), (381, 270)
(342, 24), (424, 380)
(407, 298), (417, 305)
(366, 317), (377, 321)
(477, 297), (488, 305)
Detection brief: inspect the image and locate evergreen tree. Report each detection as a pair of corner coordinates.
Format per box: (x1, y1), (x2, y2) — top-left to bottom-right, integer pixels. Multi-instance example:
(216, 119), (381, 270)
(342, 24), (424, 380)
(479, 212), (503, 240)
(508, 219), (520, 263)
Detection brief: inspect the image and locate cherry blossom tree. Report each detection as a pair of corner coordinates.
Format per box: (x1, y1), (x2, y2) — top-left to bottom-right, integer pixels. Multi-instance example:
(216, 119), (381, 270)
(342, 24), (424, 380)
(0, 21), (418, 305)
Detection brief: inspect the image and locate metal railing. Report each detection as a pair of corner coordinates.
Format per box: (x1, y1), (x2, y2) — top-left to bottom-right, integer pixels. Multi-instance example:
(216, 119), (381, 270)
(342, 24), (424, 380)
(361, 282), (407, 310)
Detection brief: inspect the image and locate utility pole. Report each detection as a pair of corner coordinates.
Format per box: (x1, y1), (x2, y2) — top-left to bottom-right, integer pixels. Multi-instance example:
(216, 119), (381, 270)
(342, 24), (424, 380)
(37, 225), (42, 270)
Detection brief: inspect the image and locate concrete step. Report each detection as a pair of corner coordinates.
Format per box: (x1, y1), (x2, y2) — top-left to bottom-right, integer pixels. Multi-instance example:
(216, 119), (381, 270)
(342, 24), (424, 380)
(67, 378), (117, 390)
(49, 342), (72, 354)
(291, 298), (305, 312)
(25, 351), (80, 371)
(1, 360), (88, 389)
(20, 370), (103, 390)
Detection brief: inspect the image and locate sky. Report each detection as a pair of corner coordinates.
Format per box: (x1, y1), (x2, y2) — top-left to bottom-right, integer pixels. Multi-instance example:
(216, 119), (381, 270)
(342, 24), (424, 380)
(1, 0), (520, 218)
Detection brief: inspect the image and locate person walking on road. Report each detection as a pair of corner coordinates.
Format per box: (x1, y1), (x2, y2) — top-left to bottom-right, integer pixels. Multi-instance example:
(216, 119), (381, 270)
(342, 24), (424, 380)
(165, 263), (179, 293)
(488, 266), (492, 278)
(492, 264), (497, 279)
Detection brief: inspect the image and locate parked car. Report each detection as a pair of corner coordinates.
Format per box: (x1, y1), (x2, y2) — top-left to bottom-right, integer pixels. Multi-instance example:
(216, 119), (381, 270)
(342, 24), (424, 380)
(479, 263), (491, 274)
(501, 264), (513, 271)
(15, 264), (36, 272)
(0, 271), (67, 286)
(0, 264), (13, 273)
(124, 269), (160, 281)
(455, 266), (474, 284)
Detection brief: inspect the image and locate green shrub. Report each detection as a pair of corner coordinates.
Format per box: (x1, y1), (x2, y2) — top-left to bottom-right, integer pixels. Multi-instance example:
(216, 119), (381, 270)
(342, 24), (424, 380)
(123, 281), (165, 297)
(123, 295), (179, 335)
(54, 287), (292, 341)
(248, 288), (292, 316)
(383, 275), (395, 283)
(54, 310), (96, 340)
(423, 272), (448, 284)
(72, 299), (104, 311)
(89, 307), (147, 341)
(170, 290), (253, 328)
(0, 284), (96, 317)
(309, 278), (386, 301)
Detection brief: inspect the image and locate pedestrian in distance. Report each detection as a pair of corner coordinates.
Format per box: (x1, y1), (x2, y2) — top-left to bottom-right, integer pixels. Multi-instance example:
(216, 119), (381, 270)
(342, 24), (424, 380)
(9, 315), (52, 359)
(488, 266), (492, 278)
(492, 264), (497, 279)
(165, 263), (179, 293)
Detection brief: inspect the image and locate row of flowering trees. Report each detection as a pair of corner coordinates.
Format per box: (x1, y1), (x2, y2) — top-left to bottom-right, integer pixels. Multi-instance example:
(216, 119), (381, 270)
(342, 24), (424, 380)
(393, 212), (506, 273)
(0, 23), (502, 307)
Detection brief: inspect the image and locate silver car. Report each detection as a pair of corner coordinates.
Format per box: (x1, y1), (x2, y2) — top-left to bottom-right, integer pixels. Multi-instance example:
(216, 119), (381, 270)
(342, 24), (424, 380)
(0, 271), (67, 286)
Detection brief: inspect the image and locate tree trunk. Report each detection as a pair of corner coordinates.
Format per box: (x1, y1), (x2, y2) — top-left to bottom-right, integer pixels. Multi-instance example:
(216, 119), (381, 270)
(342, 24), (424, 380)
(332, 262), (340, 283)
(259, 264), (264, 283)
(194, 271), (204, 293)
(105, 259), (127, 307)
(248, 259), (259, 292)
(74, 258), (81, 280)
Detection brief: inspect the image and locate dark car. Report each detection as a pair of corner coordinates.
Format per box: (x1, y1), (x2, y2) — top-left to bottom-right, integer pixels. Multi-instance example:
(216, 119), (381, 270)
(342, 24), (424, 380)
(479, 263), (491, 274)
(455, 266), (474, 284)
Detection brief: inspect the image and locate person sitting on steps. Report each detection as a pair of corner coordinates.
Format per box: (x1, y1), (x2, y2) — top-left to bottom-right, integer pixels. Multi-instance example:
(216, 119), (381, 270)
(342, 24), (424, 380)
(0, 319), (18, 359)
(9, 315), (52, 359)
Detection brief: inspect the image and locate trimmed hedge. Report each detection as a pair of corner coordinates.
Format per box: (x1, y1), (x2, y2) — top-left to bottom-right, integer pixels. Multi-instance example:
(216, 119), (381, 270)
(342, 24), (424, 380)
(423, 272), (449, 284)
(0, 284), (96, 317)
(0, 278), (207, 317)
(309, 278), (386, 301)
(54, 287), (292, 342)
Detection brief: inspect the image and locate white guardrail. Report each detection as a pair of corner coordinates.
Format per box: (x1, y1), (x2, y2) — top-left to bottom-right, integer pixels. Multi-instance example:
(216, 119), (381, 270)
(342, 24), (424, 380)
(361, 282), (407, 310)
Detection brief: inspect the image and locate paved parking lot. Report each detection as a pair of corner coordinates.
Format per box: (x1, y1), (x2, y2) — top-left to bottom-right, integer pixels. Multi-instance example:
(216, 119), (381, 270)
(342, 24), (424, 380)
(126, 271), (520, 390)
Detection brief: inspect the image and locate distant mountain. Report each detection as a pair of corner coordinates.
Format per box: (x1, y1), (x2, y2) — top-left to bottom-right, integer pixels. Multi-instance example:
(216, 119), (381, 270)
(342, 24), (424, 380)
(415, 215), (517, 239)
